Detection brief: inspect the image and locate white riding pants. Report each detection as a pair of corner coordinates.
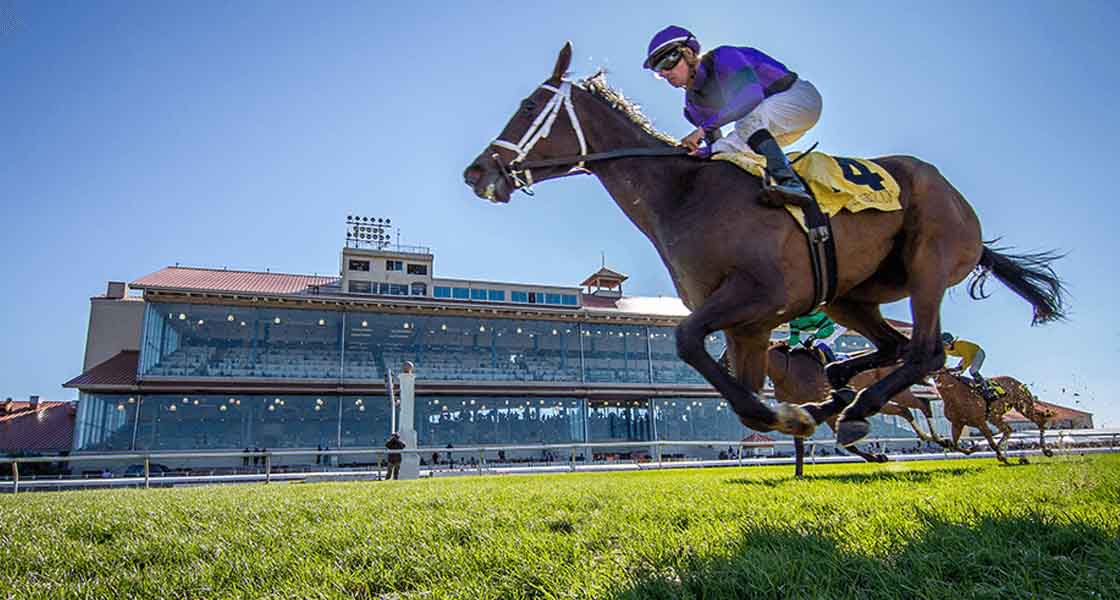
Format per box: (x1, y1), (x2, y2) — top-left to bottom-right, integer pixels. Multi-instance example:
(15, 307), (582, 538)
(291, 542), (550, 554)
(711, 78), (823, 156)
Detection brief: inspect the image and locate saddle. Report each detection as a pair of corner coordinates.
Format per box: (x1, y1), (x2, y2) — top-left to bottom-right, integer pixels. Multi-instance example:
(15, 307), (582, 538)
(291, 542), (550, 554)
(971, 379), (1006, 400)
(950, 372), (1005, 403)
(714, 151), (904, 308)
(789, 344), (833, 367)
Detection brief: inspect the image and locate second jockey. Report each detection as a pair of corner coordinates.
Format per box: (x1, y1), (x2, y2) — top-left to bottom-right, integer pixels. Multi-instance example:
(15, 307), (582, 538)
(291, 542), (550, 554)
(643, 25), (822, 205)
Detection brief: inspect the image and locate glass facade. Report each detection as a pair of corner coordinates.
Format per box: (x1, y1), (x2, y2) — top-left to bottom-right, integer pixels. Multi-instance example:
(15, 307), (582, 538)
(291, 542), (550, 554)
(588, 400), (651, 441)
(139, 303), (343, 379)
(75, 394), (948, 452)
(84, 300), (948, 454)
(653, 397), (743, 441)
(582, 324), (650, 384)
(132, 395), (360, 451)
(416, 396), (585, 447)
(73, 393), (139, 451)
(649, 327), (727, 385)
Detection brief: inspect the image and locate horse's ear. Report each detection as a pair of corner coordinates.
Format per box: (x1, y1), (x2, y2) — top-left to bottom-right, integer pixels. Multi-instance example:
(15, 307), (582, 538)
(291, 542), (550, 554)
(551, 41), (573, 82)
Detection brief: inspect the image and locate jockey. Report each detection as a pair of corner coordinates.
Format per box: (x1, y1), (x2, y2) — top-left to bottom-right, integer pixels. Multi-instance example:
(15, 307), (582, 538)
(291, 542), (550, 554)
(942, 332), (994, 399)
(643, 25), (823, 205)
(787, 310), (838, 363)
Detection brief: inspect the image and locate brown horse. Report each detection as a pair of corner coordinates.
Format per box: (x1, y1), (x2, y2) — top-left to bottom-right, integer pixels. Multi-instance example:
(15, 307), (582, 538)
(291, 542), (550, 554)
(464, 43), (1067, 445)
(767, 343), (944, 463)
(930, 369), (1056, 463)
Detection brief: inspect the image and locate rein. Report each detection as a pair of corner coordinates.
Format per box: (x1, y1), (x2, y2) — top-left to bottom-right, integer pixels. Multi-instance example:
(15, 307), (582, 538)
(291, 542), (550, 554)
(489, 81), (691, 196)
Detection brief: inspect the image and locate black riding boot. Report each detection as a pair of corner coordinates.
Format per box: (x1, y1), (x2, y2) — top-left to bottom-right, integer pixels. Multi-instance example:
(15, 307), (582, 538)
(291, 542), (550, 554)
(747, 129), (813, 206)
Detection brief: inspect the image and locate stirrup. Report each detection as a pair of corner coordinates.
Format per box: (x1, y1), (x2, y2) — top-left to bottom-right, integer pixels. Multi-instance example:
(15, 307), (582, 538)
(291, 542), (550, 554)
(762, 180), (813, 208)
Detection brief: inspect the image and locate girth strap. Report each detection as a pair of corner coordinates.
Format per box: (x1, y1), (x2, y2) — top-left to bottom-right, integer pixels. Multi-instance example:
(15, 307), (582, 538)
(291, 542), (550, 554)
(794, 172), (838, 308)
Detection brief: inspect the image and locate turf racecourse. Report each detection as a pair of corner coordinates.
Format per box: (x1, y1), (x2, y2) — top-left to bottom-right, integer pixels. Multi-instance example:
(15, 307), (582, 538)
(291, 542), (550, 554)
(1, 456), (1117, 599)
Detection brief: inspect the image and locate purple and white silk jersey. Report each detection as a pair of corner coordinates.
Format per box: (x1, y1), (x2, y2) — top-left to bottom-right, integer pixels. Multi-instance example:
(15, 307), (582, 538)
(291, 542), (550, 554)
(684, 46), (794, 135)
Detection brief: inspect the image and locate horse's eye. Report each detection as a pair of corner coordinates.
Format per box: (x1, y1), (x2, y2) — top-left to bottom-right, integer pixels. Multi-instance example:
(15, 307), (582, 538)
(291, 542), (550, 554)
(520, 99), (537, 114)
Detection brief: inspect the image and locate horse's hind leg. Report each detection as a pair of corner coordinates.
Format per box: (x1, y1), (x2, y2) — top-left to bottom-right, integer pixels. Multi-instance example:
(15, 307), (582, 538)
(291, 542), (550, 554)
(949, 422), (975, 455)
(836, 234), (956, 446)
(990, 414), (1013, 451)
(882, 402), (933, 444)
(979, 423), (1010, 464)
(1038, 424), (1054, 457)
(845, 444), (888, 463)
(823, 423), (886, 462)
(822, 301), (908, 388)
(676, 272), (813, 436)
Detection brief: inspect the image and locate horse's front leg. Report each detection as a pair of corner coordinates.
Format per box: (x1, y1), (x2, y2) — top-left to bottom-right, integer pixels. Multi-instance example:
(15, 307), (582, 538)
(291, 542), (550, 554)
(675, 272), (814, 436)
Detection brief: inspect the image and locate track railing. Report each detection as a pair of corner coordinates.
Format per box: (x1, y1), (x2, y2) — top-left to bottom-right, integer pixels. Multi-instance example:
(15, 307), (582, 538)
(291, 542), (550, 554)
(2, 429), (1116, 493)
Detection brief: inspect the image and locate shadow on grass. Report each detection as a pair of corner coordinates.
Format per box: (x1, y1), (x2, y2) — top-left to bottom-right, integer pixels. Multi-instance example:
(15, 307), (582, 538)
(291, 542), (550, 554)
(724, 466), (986, 488)
(612, 511), (1120, 600)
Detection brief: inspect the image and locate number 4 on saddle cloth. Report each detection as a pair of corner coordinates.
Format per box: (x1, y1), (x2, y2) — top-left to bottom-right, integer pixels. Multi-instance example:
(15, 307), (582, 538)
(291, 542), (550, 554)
(713, 151), (903, 232)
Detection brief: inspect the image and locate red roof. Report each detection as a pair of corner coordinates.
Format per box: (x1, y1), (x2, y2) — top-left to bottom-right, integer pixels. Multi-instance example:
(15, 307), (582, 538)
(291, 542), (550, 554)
(131, 266), (338, 296)
(0, 401), (75, 453)
(64, 351), (139, 389)
(742, 432), (775, 445)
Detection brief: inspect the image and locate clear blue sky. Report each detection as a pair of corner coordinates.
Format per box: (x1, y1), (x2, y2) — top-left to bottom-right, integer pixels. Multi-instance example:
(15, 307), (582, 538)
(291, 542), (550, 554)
(3, 1), (1118, 425)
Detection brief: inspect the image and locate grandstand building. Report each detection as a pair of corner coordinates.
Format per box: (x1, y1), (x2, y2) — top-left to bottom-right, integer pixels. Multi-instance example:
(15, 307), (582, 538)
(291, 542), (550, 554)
(64, 219), (948, 462)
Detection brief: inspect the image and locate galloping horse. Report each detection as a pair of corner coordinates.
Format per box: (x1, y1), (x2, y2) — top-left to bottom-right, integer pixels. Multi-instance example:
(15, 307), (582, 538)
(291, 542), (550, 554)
(767, 342), (944, 463)
(930, 369), (1056, 463)
(464, 43), (1066, 445)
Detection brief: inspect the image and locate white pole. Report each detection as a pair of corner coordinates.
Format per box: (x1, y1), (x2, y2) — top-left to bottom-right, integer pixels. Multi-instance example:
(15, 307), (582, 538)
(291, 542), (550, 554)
(398, 361), (419, 480)
(387, 368), (397, 433)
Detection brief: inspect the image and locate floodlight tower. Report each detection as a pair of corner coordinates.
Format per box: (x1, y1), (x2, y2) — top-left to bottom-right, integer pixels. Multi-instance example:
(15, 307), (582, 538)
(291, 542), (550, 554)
(345, 215), (395, 250)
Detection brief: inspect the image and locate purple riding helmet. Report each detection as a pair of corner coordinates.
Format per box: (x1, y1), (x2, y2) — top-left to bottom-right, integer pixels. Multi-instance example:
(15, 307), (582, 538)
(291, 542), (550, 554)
(642, 25), (701, 70)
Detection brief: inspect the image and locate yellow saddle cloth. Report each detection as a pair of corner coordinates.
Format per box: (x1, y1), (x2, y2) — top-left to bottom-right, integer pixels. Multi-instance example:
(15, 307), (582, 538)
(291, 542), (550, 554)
(713, 151), (903, 231)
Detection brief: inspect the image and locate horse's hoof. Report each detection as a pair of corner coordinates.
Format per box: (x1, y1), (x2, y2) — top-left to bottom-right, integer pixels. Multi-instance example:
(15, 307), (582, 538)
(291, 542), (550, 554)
(1042, 449), (1054, 458)
(836, 419), (870, 447)
(774, 403), (816, 437)
(874, 454), (890, 463)
(1018, 457), (1030, 465)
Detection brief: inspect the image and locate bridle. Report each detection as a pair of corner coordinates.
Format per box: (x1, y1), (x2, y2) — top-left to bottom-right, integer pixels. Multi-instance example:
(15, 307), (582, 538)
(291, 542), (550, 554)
(489, 82), (586, 195)
(488, 80), (690, 197)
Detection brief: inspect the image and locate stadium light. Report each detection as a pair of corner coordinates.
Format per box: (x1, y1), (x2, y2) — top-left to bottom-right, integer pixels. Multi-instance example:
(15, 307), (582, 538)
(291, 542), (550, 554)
(346, 214), (395, 250)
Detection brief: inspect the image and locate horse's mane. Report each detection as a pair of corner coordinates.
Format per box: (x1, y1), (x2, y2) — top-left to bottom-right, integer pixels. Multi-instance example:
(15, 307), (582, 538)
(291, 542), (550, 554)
(578, 71), (678, 146)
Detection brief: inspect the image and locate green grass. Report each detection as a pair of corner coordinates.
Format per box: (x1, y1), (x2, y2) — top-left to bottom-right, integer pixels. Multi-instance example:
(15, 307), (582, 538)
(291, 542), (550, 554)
(2, 455), (1118, 600)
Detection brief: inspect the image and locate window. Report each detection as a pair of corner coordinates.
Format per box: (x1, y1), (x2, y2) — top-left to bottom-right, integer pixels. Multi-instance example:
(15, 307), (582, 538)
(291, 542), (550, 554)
(348, 281), (372, 293)
(488, 289), (506, 302)
(561, 294), (578, 306)
(528, 292), (538, 304)
(389, 284), (409, 296)
(434, 286), (452, 298)
(378, 283), (391, 295)
(545, 293), (562, 305)
(511, 291), (528, 303)
(348, 260), (370, 272)
(470, 288), (487, 301)
(452, 287), (470, 299)
(386, 260), (403, 271)
(407, 264), (428, 275)
(411, 282), (428, 296)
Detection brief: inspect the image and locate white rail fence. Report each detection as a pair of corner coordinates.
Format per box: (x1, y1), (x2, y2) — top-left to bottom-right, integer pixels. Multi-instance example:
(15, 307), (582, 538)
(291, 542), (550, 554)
(2, 429), (1116, 493)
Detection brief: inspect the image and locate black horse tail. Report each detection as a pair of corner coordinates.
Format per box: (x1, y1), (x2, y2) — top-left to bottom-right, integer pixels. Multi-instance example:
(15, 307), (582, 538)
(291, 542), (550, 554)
(969, 243), (1068, 325)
